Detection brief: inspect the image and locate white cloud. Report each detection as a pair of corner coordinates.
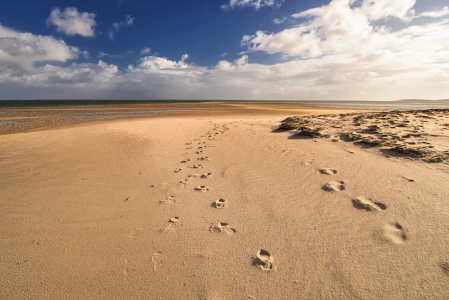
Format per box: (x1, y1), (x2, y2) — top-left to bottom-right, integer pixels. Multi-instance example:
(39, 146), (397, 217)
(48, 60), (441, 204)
(128, 55), (190, 74)
(0, 24), (83, 72)
(272, 17), (286, 24)
(359, 0), (416, 21)
(418, 6), (449, 18)
(221, 0), (283, 10)
(47, 7), (96, 37)
(109, 15), (135, 40)
(98, 51), (108, 58)
(215, 55), (249, 70)
(243, 0), (419, 58)
(140, 47), (151, 55)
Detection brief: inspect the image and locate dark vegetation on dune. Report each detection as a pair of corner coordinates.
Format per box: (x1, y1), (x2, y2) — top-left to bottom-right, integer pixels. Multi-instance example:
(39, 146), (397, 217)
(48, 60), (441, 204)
(277, 109), (449, 163)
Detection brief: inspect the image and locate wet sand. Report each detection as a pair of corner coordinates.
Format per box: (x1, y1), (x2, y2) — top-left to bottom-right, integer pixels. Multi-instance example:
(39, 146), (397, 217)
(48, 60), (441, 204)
(1, 104), (448, 299)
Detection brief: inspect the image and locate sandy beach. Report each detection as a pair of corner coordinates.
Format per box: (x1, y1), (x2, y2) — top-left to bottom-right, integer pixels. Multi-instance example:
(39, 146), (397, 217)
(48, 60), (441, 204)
(1, 104), (449, 299)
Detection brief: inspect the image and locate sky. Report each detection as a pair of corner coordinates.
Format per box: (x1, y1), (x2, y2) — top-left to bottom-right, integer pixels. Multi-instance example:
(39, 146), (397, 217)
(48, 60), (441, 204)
(0, 0), (448, 100)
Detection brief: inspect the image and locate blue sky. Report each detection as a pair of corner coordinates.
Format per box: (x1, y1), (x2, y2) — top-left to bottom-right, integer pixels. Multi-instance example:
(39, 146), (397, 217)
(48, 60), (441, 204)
(0, 0), (448, 100)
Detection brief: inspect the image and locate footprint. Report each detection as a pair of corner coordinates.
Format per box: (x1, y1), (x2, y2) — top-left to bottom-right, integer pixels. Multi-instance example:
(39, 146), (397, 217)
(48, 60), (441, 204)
(185, 143), (192, 145)
(196, 151), (204, 154)
(440, 261), (449, 276)
(384, 222), (407, 244)
(151, 252), (163, 271)
(123, 259), (136, 276)
(181, 159), (190, 163)
(201, 173), (212, 179)
(188, 174), (198, 178)
(322, 181), (345, 192)
(192, 165), (203, 169)
(402, 176), (415, 182)
(174, 169), (182, 173)
(253, 249), (275, 271)
(194, 186), (209, 192)
(212, 199), (226, 208)
(197, 157), (210, 161)
(209, 222), (236, 235)
(159, 196), (176, 204)
(319, 168), (337, 175)
(169, 217), (179, 223)
(352, 197), (387, 211)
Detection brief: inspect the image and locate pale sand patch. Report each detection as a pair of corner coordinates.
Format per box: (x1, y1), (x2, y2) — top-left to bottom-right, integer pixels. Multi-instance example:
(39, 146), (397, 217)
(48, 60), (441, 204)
(1, 111), (449, 299)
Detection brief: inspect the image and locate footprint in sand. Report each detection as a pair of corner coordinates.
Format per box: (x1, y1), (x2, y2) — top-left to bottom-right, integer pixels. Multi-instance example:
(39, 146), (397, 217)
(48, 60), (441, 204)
(322, 181), (345, 192)
(181, 159), (190, 163)
(185, 143), (192, 145)
(159, 196), (176, 204)
(384, 222), (407, 244)
(169, 217), (179, 223)
(188, 174), (198, 178)
(209, 222), (236, 235)
(123, 259), (136, 276)
(212, 198), (226, 208)
(197, 157), (210, 161)
(151, 252), (163, 271)
(194, 186), (209, 192)
(160, 218), (178, 232)
(179, 180), (188, 187)
(201, 173), (212, 179)
(192, 165), (203, 169)
(196, 151), (204, 154)
(352, 197), (387, 211)
(253, 249), (275, 271)
(440, 262), (449, 276)
(186, 147), (193, 150)
(319, 168), (337, 175)
(174, 169), (182, 173)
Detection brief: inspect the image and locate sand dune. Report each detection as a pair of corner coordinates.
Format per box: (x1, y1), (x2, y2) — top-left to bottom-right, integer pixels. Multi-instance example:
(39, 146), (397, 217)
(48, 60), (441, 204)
(1, 108), (449, 299)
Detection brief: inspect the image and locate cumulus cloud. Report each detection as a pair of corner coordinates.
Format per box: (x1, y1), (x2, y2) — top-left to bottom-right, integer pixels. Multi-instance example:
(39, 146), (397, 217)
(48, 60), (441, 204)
(221, 0), (283, 10)
(215, 55), (249, 71)
(47, 7), (96, 37)
(128, 54), (191, 75)
(109, 15), (135, 40)
(243, 0), (419, 58)
(0, 24), (83, 72)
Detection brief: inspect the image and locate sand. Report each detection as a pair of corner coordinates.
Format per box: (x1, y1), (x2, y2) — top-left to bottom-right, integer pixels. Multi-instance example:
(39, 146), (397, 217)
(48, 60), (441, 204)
(1, 106), (449, 299)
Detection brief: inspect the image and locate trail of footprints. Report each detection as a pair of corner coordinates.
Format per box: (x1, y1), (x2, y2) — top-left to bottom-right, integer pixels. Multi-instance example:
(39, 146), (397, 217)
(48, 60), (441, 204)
(157, 123), (277, 271)
(150, 123), (409, 275)
(319, 167), (407, 245)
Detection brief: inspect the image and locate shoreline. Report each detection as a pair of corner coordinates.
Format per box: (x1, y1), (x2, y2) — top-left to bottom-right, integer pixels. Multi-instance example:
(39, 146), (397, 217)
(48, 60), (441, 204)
(0, 102), (370, 136)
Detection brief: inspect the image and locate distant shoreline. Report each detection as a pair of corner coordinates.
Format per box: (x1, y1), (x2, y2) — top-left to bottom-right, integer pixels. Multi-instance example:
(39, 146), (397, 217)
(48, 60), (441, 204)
(1, 99), (449, 108)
